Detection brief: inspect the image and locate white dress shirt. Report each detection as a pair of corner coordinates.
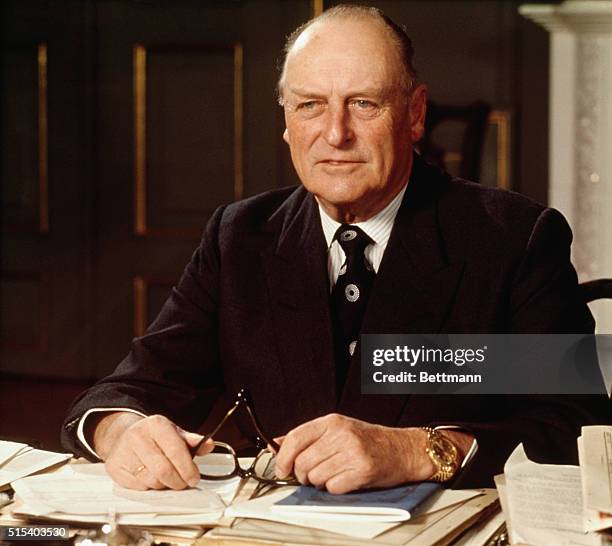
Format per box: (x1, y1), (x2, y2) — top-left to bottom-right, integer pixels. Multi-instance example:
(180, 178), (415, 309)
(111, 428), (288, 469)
(317, 184), (477, 469)
(318, 183), (407, 288)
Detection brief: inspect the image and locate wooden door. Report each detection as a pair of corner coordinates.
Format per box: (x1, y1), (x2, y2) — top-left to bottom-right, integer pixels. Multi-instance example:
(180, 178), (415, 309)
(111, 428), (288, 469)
(1, 1), (312, 383)
(89, 1), (310, 376)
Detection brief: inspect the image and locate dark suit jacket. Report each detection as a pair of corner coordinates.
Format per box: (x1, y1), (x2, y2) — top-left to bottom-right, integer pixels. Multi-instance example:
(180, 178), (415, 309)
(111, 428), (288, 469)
(62, 156), (608, 487)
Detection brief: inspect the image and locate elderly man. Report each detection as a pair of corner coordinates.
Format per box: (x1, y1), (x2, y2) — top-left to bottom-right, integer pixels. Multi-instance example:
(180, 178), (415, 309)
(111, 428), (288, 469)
(62, 5), (601, 493)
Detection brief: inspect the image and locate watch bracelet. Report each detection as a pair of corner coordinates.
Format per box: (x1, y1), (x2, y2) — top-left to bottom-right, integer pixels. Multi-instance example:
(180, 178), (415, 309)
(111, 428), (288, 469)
(421, 426), (460, 482)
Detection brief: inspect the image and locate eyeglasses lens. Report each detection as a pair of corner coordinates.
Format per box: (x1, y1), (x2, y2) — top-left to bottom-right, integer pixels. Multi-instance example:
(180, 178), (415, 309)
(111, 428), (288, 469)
(197, 443), (237, 479)
(253, 451), (294, 485)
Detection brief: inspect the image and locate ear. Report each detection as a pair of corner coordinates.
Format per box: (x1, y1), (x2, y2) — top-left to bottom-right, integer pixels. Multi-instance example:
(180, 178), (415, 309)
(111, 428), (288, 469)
(283, 128), (290, 144)
(409, 84), (427, 142)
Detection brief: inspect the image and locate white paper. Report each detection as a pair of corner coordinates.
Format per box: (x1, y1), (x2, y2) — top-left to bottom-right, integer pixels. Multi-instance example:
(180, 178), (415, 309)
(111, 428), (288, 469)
(0, 441), (30, 467)
(504, 443), (605, 546)
(406, 490), (499, 546)
(10, 454), (246, 528)
(11, 463), (240, 519)
(579, 426), (612, 515)
(451, 509), (505, 546)
(412, 488), (481, 517)
(226, 485), (481, 540)
(226, 487), (397, 539)
(0, 447), (71, 487)
(578, 433), (612, 532)
(494, 474), (512, 540)
(11, 498), (226, 527)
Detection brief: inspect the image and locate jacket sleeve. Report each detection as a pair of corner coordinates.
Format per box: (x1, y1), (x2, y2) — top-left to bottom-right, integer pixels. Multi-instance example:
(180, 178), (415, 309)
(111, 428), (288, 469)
(61, 206), (227, 459)
(444, 208), (610, 488)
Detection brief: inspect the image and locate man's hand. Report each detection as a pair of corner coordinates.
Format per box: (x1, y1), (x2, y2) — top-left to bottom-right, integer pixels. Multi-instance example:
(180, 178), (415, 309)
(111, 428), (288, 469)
(274, 414), (473, 494)
(90, 412), (213, 490)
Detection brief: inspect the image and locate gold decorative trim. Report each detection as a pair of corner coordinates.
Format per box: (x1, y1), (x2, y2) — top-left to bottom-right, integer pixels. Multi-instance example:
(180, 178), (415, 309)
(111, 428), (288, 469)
(133, 276), (175, 337)
(312, 0), (324, 16)
(133, 44), (147, 236)
(38, 43), (49, 233)
(443, 151), (462, 165)
(133, 43), (244, 237)
(133, 276), (147, 338)
(488, 110), (511, 190)
(233, 43), (244, 201)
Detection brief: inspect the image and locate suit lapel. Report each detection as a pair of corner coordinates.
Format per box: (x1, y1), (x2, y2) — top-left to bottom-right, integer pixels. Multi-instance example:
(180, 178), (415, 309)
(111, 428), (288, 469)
(258, 158), (467, 427)
(363, 158), (466, 336)
(260, 189), (337, 421)
(339, 157), (466, 422)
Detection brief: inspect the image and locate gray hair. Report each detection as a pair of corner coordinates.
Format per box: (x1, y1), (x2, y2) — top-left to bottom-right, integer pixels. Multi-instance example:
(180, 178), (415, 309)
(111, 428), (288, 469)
(277, 4), (417, 102)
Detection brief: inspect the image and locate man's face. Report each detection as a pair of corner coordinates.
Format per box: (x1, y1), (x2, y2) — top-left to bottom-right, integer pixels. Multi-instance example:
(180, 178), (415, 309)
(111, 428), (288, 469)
(281, 17), (426, 222)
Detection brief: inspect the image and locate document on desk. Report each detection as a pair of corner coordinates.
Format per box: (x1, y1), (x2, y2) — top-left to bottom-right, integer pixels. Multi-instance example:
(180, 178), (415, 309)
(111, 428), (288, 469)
(578, 426), (612, 532)
(226, 485), (481, 539)
(579, 426), (612, 514)
(0, 442), (71, 488)
(450, 509), (505, 546)
(210, 489), (498, 545)
(11, 463), (242, 527)
(272, 482), (440, 521)
(227, 487), (394, 539)
(503, 443), (606, 546)
(0, 441), (29, 466)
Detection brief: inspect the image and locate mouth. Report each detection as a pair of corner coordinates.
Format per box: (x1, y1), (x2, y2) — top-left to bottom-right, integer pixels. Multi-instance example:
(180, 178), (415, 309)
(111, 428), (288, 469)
(318, 159), (365, 166)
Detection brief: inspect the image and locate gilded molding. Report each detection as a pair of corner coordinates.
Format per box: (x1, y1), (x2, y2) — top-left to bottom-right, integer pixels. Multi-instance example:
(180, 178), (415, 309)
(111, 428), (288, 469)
(38, 43), (49, 233)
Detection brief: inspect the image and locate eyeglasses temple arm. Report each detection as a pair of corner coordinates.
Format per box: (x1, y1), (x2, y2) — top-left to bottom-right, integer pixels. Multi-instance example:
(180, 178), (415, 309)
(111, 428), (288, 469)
(244, 405), (281, 452)
(189, 403), (240, 457)
(190, 388), (281, 457)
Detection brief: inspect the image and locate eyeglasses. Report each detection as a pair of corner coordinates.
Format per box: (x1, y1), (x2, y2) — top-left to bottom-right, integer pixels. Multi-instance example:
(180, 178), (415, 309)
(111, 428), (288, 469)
(191, 388), (299, 486)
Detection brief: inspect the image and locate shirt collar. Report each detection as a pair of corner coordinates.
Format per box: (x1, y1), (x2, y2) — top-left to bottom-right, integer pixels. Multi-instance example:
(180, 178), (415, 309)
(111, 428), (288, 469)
(318, 183), (408, 248)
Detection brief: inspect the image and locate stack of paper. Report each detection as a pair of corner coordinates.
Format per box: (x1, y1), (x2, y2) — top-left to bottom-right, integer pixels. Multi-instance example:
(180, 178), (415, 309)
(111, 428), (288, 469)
(3, 444), (506, 545)
(498, 437), (611, 546)
(10, 462), (243, 528)
(207, 487), (501, 545)
(578, 425), (612, 533)
(0, 440), (71, 489)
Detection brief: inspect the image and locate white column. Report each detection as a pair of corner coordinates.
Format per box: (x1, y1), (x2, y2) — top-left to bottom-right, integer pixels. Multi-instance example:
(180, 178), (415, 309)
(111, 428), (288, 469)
(520, 1), (612, 333)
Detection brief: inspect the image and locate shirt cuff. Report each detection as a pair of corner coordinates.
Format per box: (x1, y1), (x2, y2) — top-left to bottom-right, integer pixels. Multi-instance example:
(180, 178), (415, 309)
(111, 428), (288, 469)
(77, 407), (147, 460)
(434, 425), (478, 468)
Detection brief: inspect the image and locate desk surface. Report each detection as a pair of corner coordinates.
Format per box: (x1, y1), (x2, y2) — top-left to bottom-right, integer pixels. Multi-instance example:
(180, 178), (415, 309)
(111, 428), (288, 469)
(1, 459), (508, 546)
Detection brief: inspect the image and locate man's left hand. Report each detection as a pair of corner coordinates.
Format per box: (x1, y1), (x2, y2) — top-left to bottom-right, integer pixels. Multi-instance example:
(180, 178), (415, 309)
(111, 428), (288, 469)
(273, 414), (472, 494)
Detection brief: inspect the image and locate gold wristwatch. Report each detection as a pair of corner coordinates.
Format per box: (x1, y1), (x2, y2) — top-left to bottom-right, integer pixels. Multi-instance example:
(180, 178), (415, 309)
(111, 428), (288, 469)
(421, 427), (461, 482)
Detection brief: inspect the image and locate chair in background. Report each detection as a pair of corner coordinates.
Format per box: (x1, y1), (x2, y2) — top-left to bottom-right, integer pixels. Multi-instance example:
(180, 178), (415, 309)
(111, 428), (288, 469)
(579, 279), (612, 303)
(420, 100), (491, 182)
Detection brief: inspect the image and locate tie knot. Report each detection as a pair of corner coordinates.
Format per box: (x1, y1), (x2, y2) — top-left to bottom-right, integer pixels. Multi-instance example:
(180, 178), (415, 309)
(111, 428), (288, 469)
(334, 225), (373, 255)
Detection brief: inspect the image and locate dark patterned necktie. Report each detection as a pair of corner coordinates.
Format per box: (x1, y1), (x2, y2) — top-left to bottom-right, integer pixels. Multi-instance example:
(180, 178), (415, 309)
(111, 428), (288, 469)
(330, 224), (375, 397)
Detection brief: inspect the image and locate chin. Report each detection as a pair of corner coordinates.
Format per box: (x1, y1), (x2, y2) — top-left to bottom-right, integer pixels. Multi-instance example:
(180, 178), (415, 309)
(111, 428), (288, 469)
(317, 177), (365, 197)
(316, 186), (363, 204)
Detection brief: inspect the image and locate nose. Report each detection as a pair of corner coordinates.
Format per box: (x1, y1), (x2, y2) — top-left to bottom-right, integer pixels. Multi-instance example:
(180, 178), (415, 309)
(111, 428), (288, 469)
(322, 104), (354, 147)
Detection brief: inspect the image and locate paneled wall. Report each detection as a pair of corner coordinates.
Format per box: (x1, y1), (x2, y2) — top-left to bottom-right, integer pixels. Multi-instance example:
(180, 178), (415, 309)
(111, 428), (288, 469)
(1, 1), (311, 386)
(2, 3), (95, 381)
(1, 0), (549, 390)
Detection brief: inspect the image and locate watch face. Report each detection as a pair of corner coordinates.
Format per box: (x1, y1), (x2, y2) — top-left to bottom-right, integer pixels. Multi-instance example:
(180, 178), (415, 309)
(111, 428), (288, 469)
(431, 435), (457, 465)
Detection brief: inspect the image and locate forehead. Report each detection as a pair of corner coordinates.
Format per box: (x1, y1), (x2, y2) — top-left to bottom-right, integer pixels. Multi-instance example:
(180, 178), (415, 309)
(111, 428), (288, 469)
(284, 17), (404, 94)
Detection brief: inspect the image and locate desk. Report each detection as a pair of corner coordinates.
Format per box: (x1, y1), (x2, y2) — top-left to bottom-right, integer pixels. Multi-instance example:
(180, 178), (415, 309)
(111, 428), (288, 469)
(0, 476), (508, 546)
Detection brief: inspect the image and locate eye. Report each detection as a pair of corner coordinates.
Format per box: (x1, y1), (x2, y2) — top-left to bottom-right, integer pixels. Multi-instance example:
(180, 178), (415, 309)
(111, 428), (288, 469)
(300, 101), (319, 110)
(293, 100), (325, 118)
(353, 99), (375, 109)
(350, 99), (380, 118)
